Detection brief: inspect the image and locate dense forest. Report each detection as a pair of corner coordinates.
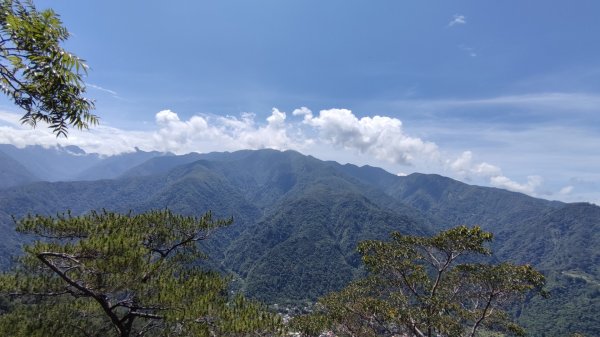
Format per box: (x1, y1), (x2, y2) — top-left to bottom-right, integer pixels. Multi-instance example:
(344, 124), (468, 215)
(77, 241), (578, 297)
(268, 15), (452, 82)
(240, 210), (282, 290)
(0, 146), (598, 336)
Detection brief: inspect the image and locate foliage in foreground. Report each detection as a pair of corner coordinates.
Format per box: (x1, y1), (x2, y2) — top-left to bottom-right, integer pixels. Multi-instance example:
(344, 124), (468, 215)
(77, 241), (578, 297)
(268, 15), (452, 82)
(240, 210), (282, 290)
(0, 0), (96, 136)
(291, 226), (546, 337)
(0, 210), (282, 336)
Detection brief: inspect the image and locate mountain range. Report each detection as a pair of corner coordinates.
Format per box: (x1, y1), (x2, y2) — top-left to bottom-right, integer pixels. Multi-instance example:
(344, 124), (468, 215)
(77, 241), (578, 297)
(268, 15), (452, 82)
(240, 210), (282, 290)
(0, 145), (597, 336)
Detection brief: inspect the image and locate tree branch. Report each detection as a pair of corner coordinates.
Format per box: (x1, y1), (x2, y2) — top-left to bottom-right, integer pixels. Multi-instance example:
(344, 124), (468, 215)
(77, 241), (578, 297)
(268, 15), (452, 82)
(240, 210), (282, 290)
(468, 292), (495, 337)
(36, 252), (126, 336)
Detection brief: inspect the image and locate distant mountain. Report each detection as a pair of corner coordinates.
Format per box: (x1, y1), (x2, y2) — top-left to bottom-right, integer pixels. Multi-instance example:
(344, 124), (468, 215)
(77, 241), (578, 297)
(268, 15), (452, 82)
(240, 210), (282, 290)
(120, 152), (203, 178)
(0, 144), (101, 181)
(76, 148), (171, 181)
(0, 150), (38, 189)
(0, 149), (597, 336)
(0, 144), (168, 182)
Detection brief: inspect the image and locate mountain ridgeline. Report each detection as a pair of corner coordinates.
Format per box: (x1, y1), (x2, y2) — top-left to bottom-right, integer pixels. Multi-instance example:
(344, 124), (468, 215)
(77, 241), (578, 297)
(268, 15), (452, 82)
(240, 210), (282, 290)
(0, 146), (598, 336)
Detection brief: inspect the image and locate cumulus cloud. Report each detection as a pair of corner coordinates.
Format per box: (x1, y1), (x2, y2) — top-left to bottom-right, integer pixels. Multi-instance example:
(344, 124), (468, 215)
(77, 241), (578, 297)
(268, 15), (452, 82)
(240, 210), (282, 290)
(150, 107), (440, 165)
(448, 151), (501, 179)
(292, 106), (312, 118)
(448, 14), (466, 27)
(490, 175), (543, 195)
(559, 185), (574, 195)
(151, 108), (302, 154)
(302, 108), (439, 165)
(0, 106), (552, 199)
(0, 107), (440, 166)
(0, 108), (303, 156)
(446, 151), (546, 195)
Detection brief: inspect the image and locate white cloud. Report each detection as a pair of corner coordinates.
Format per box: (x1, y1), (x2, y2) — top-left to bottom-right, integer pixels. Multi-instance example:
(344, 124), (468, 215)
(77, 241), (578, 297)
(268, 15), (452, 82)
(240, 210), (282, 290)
(446, 151), (546, 195)
(394, 92), (600, 113)
(0, 111), (21, 126)
(473, 163), (502, 177)
(0, 106), (559, 200)
(292, 106), (312, 117)
(448, 14), (466, 27)
(86, 83), (118, 96)
(302, 108), (439, 165)
(448, 151), (501, 179)
(0, 108), (303, 156)
(490, 175), (543, 195)
(86, 83), (122, 100)
(266, 108), (286, 126)
(151, 108), (302, 153)
(449, 151), (473, 176)
(0, 107), (440, 166)
(559, 185), (574, 195)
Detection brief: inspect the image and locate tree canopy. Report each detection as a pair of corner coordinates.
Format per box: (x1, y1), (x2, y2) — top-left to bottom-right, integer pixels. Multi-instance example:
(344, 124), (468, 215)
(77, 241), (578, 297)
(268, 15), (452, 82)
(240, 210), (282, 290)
(291, 226), (546, 337)
(0, 0), (96, 136)
(0, 209), (282, 337)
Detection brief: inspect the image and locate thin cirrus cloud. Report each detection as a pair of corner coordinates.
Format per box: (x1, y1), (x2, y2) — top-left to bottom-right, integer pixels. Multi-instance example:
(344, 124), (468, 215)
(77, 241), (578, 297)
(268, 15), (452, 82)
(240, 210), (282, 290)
(86, 83), (117, 96)
(0, 107), (551, 198)
(391, 92), (600, 113)
(459, 45), (477, 57)
(86, 83), (123, 100)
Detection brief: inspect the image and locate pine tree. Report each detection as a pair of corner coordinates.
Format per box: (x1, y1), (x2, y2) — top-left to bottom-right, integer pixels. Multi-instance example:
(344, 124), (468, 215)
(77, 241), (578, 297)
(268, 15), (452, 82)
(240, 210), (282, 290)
(0, 209), (282, 336)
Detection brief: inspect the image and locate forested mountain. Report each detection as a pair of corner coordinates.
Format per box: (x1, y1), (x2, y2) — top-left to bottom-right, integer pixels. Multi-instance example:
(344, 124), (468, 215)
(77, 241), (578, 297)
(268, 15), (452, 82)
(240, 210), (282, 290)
(0, 148), (597, 336)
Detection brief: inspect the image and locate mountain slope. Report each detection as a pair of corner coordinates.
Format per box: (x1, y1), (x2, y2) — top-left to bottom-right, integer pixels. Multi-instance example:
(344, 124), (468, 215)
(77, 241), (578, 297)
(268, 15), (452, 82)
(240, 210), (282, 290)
(0, 149), (597, 336)
(120, 152), (203, 178)
(0, 144), (169, 182)
(0, 150), (432, 298)
(0, 144), (101, 181)
(75, 149), (169, 181)
(509, 204), (600, 336)
(0, 150), (38, 189)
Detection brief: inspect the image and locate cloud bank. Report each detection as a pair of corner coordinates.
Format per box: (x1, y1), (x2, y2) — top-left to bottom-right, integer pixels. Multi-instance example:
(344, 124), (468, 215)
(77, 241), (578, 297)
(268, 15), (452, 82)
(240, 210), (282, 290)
(0, 107), (562, 199)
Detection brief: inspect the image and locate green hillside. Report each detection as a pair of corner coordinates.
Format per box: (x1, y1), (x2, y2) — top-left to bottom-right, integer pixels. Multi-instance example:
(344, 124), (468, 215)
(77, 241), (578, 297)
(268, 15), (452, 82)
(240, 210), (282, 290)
(0, 149), (597, 336)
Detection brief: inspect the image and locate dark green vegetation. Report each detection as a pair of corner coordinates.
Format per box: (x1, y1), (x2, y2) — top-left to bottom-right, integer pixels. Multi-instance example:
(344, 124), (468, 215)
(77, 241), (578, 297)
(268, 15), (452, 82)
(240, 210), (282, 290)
(0, 210), (281, 336)
(0, 147), (598, 336)
(0, 0), (95, 136)
(291, 226), (546, 337)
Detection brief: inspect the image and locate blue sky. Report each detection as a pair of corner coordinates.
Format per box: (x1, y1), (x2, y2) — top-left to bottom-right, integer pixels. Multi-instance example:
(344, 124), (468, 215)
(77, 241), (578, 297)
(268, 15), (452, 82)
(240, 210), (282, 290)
(1, 0), (599, 204)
